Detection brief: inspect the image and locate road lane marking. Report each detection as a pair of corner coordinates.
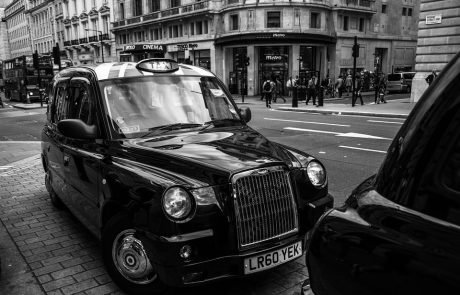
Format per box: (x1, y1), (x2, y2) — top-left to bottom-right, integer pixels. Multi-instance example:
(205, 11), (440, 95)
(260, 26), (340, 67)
(339, 145), (387, 154)
(367, 120), (403, 125)
(0, 141), (41, 144)
(265, 118), (350, 127)
(284, 127), (392, 140)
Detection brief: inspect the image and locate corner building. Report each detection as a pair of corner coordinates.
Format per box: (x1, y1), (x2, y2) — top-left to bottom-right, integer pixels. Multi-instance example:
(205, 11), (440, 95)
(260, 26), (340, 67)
(112, 0), (419, 96)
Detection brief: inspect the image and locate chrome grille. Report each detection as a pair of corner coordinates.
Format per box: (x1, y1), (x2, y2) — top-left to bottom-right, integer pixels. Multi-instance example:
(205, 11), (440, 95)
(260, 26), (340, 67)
(232, 166), (298, 249)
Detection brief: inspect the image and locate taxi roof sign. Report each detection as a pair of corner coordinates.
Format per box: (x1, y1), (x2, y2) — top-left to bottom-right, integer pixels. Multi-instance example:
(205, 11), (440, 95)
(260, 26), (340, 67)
(136, 58), (179, 73)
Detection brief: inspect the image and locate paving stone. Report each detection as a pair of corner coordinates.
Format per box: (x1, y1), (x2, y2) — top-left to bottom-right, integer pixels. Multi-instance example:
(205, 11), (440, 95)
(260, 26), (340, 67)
(84, 283), (119, 295)
(73, 266), (106, 282)
(61, 278), (99, 295)
(33, 263), (63, 277)
(43, 276), (76, 292)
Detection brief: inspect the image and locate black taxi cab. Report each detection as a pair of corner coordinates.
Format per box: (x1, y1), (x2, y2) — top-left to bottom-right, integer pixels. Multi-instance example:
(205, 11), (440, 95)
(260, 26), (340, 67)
(41, 59), (333, 294)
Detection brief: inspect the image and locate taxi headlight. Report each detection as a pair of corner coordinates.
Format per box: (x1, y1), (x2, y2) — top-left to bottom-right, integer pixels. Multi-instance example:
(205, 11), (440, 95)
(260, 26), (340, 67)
(306, 161), (326, 187)
(162, 187), (194, 221)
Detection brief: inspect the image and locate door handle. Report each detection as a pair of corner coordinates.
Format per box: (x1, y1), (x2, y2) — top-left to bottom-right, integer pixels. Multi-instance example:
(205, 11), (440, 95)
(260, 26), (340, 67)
(63, 154), (70, 166)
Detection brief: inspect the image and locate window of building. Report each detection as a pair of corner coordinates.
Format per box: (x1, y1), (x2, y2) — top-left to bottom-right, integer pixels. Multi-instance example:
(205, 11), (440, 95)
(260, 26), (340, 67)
(83, 0), (86, 11)
(343, 15), (349, 31)
(170, 0), (180, 8)
(408, 8), (413, 16)
(310, 12), (320, 29)
(402, 7), (407, 16)
(119, 2), (125, 19)
(153, 28), (162, 40)
(133, 0), (143, 16)
(148, 0), (160, 12)
(294, 9), (300, 26)
(359, 18), (365, 32)
(204, 20), (208, 34)
(169, 26), (173, 38)
(196, 21), (202, 34)
(73, 0), (77, 12)
(382, 4), (387, 14)
(190, 22), (195, 35)
(92, 0), (96, 7)
(103, 16), (109, 34)
(230, 14), (239, 31)
(267, 11), (281, 28)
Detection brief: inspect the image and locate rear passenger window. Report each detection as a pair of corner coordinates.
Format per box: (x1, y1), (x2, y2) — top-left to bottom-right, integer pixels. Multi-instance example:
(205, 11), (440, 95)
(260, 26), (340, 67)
(66, 82), (93, 125)
(52, 83), (67, 124)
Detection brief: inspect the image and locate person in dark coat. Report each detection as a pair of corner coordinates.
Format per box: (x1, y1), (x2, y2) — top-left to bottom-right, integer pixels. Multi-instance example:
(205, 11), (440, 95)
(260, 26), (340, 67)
(352, 74), (364, 107)
(425, 69), (438, 86)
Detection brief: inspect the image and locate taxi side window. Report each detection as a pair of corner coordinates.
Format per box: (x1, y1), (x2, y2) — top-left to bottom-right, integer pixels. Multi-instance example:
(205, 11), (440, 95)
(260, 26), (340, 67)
(51, 83), (67, 124)
(66, 82), (93, 125)
(411, 89), (460, 226)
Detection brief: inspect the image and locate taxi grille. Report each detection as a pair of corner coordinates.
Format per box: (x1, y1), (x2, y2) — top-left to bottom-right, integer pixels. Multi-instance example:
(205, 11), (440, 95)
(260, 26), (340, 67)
(232, 167), (298, 250)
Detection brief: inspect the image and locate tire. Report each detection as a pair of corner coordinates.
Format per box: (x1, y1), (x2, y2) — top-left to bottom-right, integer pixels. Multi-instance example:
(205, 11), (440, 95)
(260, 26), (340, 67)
(102, 214), (168, 295)
(45, 169), (63, 208)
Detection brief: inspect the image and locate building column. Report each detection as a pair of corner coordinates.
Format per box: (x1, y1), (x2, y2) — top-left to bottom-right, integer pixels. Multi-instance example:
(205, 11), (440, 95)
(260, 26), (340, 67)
(292, 45), (300, 78)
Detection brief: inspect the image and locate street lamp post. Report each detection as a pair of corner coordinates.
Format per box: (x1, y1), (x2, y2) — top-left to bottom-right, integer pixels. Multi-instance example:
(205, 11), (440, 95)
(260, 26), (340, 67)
(85, 29), (104, 63)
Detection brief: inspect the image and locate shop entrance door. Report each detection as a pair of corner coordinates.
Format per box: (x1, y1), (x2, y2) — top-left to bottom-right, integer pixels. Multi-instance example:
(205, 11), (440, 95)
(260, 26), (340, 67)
(258, 46), (289, 96)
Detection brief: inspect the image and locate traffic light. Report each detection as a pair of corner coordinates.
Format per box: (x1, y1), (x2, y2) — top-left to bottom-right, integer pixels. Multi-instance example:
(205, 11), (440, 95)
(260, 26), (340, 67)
(52, 45), (61, 66)
(33, 51), (39, 69)
(352, 43), (360, 58)
(245, 56), (250, 66)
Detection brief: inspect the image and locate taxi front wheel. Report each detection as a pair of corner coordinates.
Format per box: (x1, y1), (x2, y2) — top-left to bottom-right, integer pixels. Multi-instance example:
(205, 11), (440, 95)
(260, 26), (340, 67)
(102, 214), (168, 295)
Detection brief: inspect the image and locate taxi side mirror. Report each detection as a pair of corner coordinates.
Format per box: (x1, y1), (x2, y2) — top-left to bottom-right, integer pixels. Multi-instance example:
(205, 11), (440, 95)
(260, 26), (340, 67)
(240, 107), (252, 123)
(57, 119), (97, 140)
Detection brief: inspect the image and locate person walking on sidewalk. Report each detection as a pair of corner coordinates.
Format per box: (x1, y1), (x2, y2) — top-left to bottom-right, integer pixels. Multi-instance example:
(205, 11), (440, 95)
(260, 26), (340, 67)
(262, 78), (274, 108)
(352, 74), (364, 107)
(306, 75), (317, 105)
(273, 77), (286, 103)
(0, 88), (5, 108)
(377, 74), (387, 104)
(374, 73), (381, 104)
(425, 69), (438, 86)
(345, 74), (352, 96)
(335, 75), (344, 98)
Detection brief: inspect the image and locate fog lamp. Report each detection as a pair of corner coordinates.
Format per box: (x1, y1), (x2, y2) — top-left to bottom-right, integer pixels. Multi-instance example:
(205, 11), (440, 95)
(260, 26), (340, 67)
(179, 245), (193, 259)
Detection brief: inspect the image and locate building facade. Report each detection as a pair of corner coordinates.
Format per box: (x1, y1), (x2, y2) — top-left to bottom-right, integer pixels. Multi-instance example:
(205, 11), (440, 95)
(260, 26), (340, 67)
(26, 0), (56, 55)
(411, 0), (460, 102)
(111, 0), (419, 96)
(0, 0), (11, 61)
(61, 0), (116, 65)
(4, 0), (33, 58)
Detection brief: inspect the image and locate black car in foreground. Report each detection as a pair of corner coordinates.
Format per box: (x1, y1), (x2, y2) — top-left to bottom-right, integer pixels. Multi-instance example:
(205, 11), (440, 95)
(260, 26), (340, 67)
(304, 52), (460, 295)
(41, 59), (333, 294)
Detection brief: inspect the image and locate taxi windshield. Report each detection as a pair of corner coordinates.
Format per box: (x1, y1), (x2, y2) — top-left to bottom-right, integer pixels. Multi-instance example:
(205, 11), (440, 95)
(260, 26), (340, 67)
(100, 76), (241, 138)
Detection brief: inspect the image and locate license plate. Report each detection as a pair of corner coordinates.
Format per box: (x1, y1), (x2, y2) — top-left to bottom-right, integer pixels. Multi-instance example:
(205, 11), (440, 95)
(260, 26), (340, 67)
(244, 241), (302, 274)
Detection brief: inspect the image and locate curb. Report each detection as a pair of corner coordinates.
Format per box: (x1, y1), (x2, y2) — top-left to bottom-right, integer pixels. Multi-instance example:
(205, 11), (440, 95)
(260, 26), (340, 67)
(276, 107), (409, 119)
(12, 104), (47, 110)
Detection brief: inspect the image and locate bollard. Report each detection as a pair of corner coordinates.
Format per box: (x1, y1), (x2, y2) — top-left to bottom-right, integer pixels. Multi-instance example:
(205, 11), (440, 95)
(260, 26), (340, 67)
(317, 86), (324, 106)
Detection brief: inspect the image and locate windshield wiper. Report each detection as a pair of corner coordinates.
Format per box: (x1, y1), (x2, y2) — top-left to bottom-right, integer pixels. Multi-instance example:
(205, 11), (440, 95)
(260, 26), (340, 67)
(140, 123), (204, 138)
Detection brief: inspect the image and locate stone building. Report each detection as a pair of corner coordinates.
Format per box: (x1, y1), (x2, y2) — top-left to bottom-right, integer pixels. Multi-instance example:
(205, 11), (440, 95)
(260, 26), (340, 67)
(4, 0), (33, 58)
(26, 0), (56, 55)
(111, 0), (419, 96)
(0, 0), (11, 61)
(61, 0), (116, 65)
(411, 0), (460, 102)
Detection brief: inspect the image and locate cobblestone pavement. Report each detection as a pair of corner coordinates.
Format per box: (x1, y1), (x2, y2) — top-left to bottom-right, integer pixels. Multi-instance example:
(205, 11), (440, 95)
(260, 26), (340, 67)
(0, 155), (307, 295)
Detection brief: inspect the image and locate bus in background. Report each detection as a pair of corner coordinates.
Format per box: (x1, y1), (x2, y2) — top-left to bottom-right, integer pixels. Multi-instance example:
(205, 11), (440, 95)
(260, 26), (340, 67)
(3, 55), (54, 102)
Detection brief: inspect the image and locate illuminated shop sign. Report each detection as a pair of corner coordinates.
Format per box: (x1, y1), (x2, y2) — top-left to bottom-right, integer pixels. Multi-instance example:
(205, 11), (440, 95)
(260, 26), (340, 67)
(264, 55), (286, 62)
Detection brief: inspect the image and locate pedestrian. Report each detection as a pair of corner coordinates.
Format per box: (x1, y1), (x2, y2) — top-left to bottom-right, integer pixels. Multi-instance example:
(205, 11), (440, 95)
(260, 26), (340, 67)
(260, 79), (266, 101)
(378, 74), (387, 103)
(306, 75), (317, 105)
(0, 87), (5, 108)
(262, 78), (274, 108)
(352, 74), (364, 106)
(374, 73), (380, 104)
(286, 76), (293, 97)
(273, 77), (286, 103)
(345, 74), (352, 96)
(425, 69), (438, 86)
(335, 75), (344, 98)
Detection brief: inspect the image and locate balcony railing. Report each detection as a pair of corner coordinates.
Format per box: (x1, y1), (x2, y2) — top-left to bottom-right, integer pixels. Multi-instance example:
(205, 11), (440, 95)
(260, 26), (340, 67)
(101, 33), (110, 40)
(89, 36), (99, 42)
(79, 37), (88, 44)
(63, 41), (71, 46)
(71, 39), (79, 45)
(113, 0), (210, 29)
(336, 0), (375, 11)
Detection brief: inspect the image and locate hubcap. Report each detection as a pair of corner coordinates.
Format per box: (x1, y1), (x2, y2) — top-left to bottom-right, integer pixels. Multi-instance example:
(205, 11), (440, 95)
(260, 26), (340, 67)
(112, 229), (157, 284)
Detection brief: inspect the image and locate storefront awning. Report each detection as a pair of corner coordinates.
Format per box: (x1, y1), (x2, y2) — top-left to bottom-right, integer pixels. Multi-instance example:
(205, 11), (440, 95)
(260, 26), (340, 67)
(215, 32), (336, 46)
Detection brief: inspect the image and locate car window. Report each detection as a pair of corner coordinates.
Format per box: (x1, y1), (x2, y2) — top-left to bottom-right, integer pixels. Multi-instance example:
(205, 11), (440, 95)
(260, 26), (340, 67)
(375, 55), (460, 218)
(403, 73), (415, 80)
(67, 80), (94, 125)
(52, 83), (67, 124)
(100, 76), (240, 138)
(387, 74), (401, 81)
(411, 103), (460, 225)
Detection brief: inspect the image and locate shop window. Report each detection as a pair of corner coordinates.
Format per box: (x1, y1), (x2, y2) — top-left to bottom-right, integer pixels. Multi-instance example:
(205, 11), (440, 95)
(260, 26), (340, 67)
(402, 7), (407, 16)
(408, 8), (413, 16)
(382, 4), (387, 14)
(231, 14), (239, 31)
(179, 24), (183, 37)
(310, 12), (320, 29)
(359, 18), (365, 32)
(267, 11), (281, 28)
(173, 25), (178, 38)
(343, 15), (349, 31)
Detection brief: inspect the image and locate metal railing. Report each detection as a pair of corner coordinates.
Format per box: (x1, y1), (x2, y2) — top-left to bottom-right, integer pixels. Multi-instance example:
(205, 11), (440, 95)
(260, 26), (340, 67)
(71, 39), (79, 45)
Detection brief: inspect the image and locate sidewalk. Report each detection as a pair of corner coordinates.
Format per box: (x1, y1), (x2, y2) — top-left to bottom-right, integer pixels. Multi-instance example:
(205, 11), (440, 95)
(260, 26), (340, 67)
(233, 92), (415, 119)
